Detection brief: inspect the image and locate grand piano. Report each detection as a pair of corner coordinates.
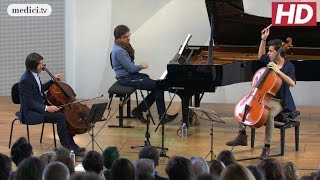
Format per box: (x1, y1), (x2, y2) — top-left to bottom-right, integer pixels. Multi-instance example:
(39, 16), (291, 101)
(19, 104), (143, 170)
(162, 0), (320, 125)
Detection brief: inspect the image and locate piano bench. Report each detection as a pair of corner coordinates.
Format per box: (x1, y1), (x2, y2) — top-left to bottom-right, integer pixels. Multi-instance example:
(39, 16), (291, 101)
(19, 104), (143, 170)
(250, 119), (300, 156)
(107, 81), (138, 128)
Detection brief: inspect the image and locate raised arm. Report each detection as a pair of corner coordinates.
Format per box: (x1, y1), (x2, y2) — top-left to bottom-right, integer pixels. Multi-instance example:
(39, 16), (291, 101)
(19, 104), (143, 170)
(258, 27), (270, 59)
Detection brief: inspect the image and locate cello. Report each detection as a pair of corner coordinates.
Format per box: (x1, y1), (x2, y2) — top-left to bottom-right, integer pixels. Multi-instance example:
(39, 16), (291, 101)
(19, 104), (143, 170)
(42, 65), (92, 134)
(234, 37), (292, 128)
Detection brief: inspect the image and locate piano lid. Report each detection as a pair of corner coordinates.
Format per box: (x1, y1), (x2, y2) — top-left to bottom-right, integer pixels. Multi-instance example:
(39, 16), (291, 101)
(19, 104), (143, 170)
(205, 0), (320, 48)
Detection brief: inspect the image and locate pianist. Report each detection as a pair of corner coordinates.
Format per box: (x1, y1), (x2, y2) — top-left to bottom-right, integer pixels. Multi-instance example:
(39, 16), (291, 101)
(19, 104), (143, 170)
(110, 24), (178, 124)
(226, 26), (297, 160)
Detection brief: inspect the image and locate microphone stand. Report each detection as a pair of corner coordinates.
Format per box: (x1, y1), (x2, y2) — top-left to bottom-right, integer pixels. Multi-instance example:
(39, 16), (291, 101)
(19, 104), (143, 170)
(131, 80), (156, 149)
(155, 87), (182, 158)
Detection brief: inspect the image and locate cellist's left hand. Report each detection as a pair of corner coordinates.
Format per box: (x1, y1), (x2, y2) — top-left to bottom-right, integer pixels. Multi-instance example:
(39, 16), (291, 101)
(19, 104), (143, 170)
(267, 62), (281, 74)
(55, 73), (62, 81)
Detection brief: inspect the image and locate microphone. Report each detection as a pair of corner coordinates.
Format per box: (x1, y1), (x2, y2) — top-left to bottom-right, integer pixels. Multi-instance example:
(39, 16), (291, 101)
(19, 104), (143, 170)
(169, 87), (184, 90)
(130, 79), (144, 82)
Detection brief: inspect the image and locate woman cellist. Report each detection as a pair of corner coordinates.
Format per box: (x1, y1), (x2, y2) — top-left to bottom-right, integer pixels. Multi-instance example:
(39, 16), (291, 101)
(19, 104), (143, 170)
(226, 26), (297, 160)
(19, 52), (85, 156)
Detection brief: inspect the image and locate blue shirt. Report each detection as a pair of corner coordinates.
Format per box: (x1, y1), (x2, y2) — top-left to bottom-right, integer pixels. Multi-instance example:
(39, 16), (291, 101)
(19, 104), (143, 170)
(111, 44), (142, 78)
(260, 54), (296, 112)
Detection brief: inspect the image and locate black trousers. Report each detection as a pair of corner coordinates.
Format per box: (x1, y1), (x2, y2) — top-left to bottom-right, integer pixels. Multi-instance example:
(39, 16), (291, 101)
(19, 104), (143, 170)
(44, 111), (77, 149)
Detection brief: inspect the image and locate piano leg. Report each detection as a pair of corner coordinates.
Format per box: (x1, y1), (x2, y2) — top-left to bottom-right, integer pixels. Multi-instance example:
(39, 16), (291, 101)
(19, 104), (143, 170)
(180, 95), (192, 127)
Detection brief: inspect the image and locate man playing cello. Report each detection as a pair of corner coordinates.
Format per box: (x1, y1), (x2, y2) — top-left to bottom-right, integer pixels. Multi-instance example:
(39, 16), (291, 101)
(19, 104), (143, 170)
(19, 52), (85, 156)
(226, 26), (297, 160)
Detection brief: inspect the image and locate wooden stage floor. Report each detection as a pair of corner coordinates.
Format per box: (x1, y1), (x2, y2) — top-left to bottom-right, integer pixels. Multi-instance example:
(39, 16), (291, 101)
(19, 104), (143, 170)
(0, 96), (319, 177)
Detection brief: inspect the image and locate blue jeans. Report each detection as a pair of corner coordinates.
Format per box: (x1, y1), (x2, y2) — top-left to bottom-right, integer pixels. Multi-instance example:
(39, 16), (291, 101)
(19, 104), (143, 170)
(117, 73), (165, 116)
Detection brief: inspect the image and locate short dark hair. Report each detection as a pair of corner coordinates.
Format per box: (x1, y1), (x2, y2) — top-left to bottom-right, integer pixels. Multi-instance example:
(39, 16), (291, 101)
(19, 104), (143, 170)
(102, 146), (120, 169)
(114, 25), (130, 39)
(82, 151), (103, 174)
(138, 146), (159, 166)
(0, 153), (12, 180)
(209, 159), (225, 177)
(25, 52), (43, 71)
(15, 157), (44, 180)
(258, 158), (284, 180)
(268, 39), (286, 58)
(55, 155), (75, 175)
(217, 150), (237, 167)
(69, 172), (104, 180)
(10, 137), (33, 166)
(110, 158), (135, 180)
(165, 156), (193, 180)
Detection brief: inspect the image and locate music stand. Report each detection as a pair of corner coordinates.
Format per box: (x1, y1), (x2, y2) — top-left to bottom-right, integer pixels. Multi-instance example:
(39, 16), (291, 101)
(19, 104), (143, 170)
(85, 102), (108, 151)
(188, 106), (226, 161)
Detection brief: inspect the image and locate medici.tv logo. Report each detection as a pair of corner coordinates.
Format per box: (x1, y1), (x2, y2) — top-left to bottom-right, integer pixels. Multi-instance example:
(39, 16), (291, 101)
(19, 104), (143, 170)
(272, 2), (317, 26)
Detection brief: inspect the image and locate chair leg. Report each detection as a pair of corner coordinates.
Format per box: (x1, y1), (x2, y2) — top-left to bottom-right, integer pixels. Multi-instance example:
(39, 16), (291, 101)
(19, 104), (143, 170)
(40, 123), (45, 143)
(108, 95), (113, 110)
(251, 128), (255, 148)
(126, 96), (131, 117)
(135, 90), (139, 106)
(8, 118), (19, 148)
(280, 128), (285, 155)
(26, 125), (30, 143)
(52, 123), (57, 147)
(295, 125), (300, 151)
(119, 97), (124, 127)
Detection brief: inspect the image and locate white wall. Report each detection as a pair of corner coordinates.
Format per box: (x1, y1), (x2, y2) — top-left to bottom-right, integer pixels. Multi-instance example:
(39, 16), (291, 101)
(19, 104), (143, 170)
(66, 0), (320, 106)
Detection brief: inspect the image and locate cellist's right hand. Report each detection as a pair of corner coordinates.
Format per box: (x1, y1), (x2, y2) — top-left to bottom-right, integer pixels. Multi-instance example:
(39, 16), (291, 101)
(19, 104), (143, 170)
(47, 105), (60, 112)
(261, 26), (270, 40)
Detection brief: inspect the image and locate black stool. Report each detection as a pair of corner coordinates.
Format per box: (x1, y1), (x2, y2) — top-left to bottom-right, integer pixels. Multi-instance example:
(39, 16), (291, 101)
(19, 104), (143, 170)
(250, 110), (301, 155)
(107, 81), (138, 128)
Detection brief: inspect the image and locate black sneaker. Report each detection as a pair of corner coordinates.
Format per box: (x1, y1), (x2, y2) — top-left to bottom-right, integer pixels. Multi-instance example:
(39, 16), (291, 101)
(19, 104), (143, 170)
(160, 113), (178, 125)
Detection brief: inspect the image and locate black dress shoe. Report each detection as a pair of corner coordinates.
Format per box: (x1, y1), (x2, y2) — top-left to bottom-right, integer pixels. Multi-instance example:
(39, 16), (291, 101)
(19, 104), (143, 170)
(73, 149), (85, 157)
(132, 107), (144, 120)
(160, 113), (178, 125)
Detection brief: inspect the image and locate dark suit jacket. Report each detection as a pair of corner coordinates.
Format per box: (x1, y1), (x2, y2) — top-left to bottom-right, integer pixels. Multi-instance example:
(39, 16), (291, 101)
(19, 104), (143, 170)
(19, 70), (53, 125)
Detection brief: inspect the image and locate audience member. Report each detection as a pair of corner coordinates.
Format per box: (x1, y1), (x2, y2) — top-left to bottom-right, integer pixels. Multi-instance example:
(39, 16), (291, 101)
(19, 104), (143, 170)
(42, 161), (70, 180)
(139, 146), (167, 180)
(55, 154), (75, 175)
(165, 156), (193, 180)
(197, 173), (218, 180)
(315, 165), (320, 180)
(0, 153), (12, 180)
(10, 137), (33, 166)
(247, 165), (265, 180)
(39, 151), (56, 167)
(82, 151), (104, 175)
(209, 159), (225, 178)
(15, 157), (44, 180)
(69, 172), (104, 180)
(53, 146), (70, 157)
(102, 146), (120, 180)
(258, 158), (284, 180)
(135, 158), (155, 180)
(110, 158), (135, 180)
(217, 150), (237, 166)
(10, 137), (33, 180)
(282, 161), (298, 180)
(190, 156), (210, 177)
(219, 164), (255, 180)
